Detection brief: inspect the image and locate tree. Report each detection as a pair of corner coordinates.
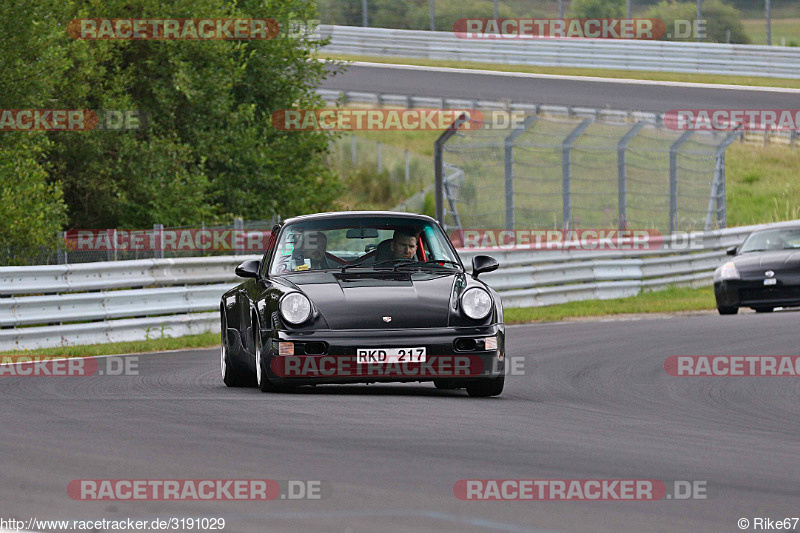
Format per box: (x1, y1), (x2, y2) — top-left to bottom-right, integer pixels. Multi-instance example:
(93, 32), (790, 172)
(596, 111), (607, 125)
(1, 0), (343, 253)
(0, 1), (70, 264)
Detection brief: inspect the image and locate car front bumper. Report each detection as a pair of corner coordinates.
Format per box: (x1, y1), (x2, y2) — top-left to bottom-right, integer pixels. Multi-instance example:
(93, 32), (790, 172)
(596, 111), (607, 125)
(715, 279), (800, 309)
(261, 325), (505, 385)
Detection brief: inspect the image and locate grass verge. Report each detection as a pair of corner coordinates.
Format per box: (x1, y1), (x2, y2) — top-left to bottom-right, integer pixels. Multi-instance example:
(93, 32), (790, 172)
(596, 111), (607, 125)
(504, 286), (716, 324)
(0, 331), (219, 358)
(320, 53), (800, 90)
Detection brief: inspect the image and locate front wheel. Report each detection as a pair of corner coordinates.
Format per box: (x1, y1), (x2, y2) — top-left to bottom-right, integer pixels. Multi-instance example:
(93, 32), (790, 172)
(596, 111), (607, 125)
(717, 305), (738, 315)
(255, 321), (294, 393)
(465, 376), (504, 397)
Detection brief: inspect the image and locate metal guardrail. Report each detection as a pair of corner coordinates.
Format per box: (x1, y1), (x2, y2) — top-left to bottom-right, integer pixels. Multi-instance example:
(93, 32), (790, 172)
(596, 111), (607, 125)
(1, 220), (793, 351)
(320, 25), (800, 79)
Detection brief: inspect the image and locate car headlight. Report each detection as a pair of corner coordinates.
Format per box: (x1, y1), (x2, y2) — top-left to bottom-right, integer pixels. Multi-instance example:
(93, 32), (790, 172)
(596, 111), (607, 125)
(460, 287), (492, 320)
(717, 261), (740, 281)
(279, 292), (312, 325)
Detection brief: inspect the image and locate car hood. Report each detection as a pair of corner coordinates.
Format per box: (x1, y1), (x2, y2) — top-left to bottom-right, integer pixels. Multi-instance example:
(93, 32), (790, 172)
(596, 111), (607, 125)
(283, 271), (457, 329)
(733, 250), (800, 272)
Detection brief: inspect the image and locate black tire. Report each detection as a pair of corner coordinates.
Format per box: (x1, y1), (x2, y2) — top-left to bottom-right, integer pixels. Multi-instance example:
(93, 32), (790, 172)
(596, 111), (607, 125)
(754, 307), (774, 313)
(221, 310), (255, 387)
(254, 317), (294, 393)
(717, 306), (738, 315)
(465, 376), (504, 397)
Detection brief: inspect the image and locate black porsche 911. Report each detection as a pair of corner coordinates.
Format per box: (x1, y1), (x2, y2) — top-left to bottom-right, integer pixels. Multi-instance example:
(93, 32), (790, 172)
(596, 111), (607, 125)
(714, 224), (800, 315)
(219, 211), (506, 396)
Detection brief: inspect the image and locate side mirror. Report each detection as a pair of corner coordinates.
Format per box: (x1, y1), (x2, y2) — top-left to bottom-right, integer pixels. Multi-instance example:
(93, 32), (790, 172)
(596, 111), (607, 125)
(235, 259), (261, 279)
(471, 255), (499, 279)
(726, 246), (738, 256)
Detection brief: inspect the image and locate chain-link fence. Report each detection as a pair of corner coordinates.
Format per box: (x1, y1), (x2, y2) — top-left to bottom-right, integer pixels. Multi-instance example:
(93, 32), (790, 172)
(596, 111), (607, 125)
(438, 112), (740, 235)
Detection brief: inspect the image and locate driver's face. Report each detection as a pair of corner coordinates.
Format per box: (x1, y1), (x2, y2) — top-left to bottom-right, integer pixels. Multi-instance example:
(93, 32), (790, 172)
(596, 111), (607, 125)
(391, 235), (417, 259)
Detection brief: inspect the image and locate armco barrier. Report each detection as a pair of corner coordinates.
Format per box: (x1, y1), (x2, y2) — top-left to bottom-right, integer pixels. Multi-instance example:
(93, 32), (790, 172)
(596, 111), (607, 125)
(0, 221), (793, 350)
(320, 25), (800, 79)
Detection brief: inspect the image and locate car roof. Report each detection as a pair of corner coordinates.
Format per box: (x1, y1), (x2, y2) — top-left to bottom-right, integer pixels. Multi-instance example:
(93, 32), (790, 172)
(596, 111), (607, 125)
(282, 211), (437, 225)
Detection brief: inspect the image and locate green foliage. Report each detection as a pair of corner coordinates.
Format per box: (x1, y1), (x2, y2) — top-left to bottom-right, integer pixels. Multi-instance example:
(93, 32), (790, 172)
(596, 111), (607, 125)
(569, 0), (625, 18)
(0, 1), (71, 264)
(0, 0), (343, 263)
(643, 0), (750, 43)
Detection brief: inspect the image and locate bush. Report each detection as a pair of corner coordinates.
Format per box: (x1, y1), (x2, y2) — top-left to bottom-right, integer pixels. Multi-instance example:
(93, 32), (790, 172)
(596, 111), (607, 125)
(643, 0), (750, 43)
(569, 0), (625, 18)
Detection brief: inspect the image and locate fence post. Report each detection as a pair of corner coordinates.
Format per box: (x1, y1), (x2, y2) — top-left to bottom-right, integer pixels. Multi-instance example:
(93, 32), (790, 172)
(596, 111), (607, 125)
(154, 224), (164, 259)
(617, 121), (646, 230)
(434, 113), (469, 225)
(706, 129), (740, 230)
(562, 118), (593, 230)
(669, 131), (694, 233)
(234, 218), (244, 255)
(57, 231), (67, 265)
(504, 115), (536, 230)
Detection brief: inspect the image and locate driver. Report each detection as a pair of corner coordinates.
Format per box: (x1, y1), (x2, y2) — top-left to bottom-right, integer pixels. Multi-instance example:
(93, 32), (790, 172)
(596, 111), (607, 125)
(390, 229), (418, 260)
(304, 231), (330, 269)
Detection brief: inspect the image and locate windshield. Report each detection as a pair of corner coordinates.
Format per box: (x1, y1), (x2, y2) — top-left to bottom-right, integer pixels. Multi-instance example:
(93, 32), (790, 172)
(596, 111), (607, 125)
(739, 228), (800, 254)
(269, 216), (462, 275)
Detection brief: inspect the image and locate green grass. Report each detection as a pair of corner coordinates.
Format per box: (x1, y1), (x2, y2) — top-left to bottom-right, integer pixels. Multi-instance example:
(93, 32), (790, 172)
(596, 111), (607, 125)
(742, 18), (800, 45)
(504, 286), (716, 323)
(726, 143), (800, 226)
(0, 331), (219, 358)
(320, 53), (800, 90)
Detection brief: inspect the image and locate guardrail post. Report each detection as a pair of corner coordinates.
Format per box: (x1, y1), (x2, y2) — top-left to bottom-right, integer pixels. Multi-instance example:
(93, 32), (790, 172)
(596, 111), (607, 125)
(669, 131), (694, 234)
(617, 121), (646, 230)
(562, 118), (593, 230)
(154, 224), (164, 259)
(504, 115), (536, 231)
(434, 113), (469, 225)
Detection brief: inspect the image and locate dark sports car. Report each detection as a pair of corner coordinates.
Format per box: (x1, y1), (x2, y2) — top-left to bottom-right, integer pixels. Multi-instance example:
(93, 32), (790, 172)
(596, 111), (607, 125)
(219, 211), (506, 396)
(714, 224), (800, 314)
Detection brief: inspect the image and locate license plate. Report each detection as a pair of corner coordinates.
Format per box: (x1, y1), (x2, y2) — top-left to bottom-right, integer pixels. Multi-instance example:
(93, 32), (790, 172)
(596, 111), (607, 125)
(764, 278), (777, 285)
(357, 347), (426, 363)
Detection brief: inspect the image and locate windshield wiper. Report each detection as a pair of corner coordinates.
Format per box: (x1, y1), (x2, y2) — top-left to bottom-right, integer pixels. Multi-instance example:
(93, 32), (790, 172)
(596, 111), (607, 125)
(394, 259), (461, 271)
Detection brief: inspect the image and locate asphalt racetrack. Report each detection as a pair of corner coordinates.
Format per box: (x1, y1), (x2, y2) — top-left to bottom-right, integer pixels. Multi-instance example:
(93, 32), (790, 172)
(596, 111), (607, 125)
(3, 311), (799, 532)
(320, 62), (800, 113)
